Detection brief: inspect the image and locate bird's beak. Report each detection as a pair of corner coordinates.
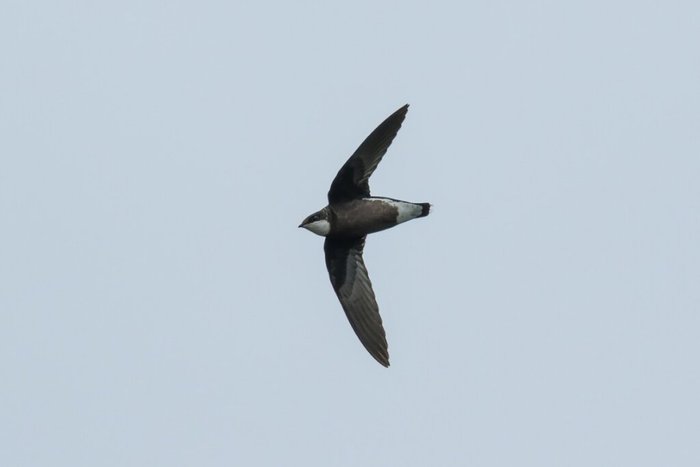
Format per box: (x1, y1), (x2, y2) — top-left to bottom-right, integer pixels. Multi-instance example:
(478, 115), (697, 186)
(298, 223), (303, 228)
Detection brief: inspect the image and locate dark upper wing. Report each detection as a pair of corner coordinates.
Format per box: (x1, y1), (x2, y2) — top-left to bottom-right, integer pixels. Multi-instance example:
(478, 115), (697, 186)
(324, 236), (389, 367)
(327, 104), (409, 203)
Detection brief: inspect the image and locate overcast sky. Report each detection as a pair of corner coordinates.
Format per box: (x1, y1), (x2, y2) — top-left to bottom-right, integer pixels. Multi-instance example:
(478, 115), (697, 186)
(2, 1), (699, 466)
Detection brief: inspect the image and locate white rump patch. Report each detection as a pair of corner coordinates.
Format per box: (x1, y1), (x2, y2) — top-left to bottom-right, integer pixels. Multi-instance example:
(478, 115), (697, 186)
(302, 219), (331, 236)
(365, 198), (423, 224)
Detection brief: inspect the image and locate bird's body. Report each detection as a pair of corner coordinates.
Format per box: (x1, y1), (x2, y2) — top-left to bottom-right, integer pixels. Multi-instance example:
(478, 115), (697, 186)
(299, 104), (430, 367)
(324, 197), (429, 238)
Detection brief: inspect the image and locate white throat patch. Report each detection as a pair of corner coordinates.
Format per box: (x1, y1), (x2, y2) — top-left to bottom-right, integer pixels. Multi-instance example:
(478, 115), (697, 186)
(302, 219), (331, 237)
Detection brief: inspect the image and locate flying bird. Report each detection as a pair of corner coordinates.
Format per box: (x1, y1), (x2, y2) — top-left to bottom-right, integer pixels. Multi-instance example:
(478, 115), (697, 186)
(299, 104), (430, 367)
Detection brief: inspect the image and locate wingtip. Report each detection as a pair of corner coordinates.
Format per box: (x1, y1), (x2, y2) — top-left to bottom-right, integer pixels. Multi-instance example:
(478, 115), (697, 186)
(373, 350), (391, 367)
(375, 356), (391, 368)
(391, 104), (409, 117)
(386, 104), (409, 126)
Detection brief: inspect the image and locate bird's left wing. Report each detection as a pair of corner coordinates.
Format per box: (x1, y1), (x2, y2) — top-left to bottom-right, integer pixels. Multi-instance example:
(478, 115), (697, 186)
(327, 105), (409, 204)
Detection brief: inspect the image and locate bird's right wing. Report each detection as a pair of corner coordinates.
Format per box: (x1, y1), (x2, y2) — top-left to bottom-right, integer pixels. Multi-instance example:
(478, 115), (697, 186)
(323, 236), (389, 367)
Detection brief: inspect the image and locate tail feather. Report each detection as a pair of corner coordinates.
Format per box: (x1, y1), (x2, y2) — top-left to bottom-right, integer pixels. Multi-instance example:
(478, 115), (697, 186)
(418, 203), (431, 218)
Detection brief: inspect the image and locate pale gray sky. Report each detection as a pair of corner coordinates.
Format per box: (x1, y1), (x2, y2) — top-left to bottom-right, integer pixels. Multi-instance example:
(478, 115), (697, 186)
(2, 1), (699, 466)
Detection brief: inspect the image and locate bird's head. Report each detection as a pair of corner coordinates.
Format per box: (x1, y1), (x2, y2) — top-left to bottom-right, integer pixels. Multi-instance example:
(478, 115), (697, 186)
(299, 207), (331, 236)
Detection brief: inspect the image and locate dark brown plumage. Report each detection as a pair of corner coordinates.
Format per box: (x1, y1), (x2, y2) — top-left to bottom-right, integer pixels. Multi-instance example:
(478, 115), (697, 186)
(324, 236), (389, 366)
(328, 104), (409, 203)
(299, 104), (430, 367)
